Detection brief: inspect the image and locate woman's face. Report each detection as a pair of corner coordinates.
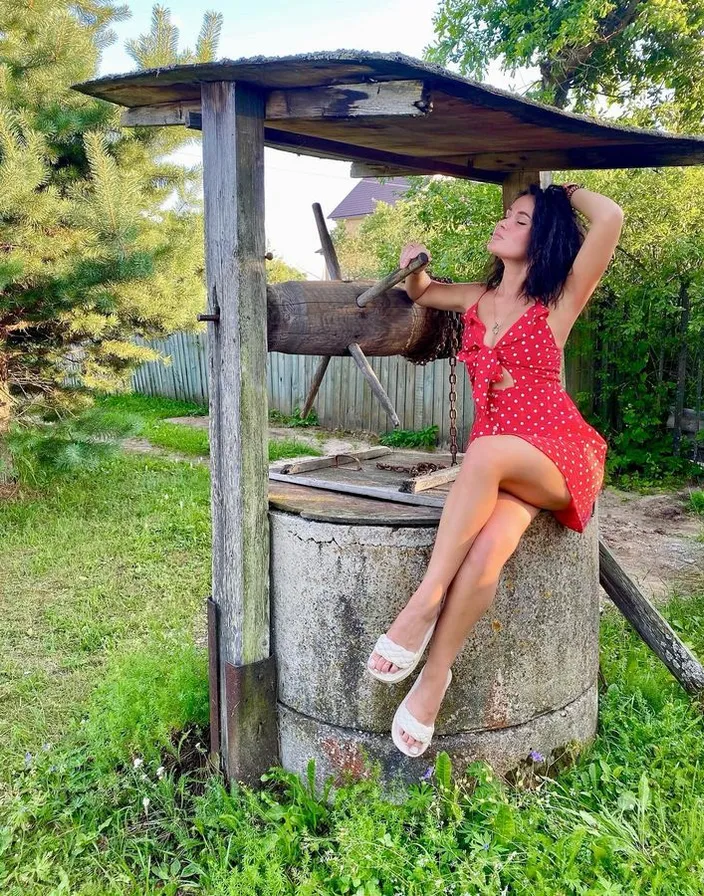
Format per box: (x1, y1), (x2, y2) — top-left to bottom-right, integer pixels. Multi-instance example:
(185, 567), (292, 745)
(487, 193), (534, 262)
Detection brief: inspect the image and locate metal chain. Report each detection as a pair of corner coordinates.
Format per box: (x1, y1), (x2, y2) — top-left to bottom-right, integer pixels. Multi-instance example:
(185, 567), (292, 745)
(375, 460), (447, 476)
(402, 271), (463, 466)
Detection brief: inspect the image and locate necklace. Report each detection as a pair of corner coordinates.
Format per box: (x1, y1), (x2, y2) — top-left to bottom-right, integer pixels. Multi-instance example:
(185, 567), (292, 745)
(491, 288), (522, 337)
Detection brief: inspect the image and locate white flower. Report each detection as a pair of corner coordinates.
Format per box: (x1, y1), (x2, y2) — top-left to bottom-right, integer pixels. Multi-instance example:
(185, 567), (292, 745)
(142, 797), (150, 813)
(156, 766), (166, 780)
(133, 757), (144, 768)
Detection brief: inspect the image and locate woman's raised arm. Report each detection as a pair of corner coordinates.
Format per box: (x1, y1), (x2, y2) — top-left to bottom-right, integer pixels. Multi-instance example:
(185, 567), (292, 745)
(561, 187), (624, 313)
(401, 242), (480, 313)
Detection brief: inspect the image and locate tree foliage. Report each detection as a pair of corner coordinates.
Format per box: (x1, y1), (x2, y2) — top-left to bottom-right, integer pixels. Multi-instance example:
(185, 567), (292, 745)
(426, 0), (704, 129)
(0, 1), (222, 434)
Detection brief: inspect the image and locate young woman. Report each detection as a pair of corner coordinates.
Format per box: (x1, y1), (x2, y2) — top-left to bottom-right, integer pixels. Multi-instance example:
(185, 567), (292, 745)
(366, 183), (624, 757)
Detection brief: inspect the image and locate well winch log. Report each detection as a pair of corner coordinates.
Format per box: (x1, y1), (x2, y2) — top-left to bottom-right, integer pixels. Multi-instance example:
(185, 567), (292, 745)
(266, 280), (450, 360)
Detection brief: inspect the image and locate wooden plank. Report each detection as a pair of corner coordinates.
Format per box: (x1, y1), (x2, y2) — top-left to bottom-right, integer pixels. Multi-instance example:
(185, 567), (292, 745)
(201, 80), (274, 784)
(276, 446), (392, 474)
(268, 479), (443, 526)
(268, 470), (447, 507)
(122, 100), (201, 126)
(121, 80), (428, 127)
(266, 80), (429, 119)
(401, 465), (461, 493)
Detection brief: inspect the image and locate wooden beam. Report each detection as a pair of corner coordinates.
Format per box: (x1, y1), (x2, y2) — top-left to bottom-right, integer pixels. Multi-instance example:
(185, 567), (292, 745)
(599, 540), (704, 693)
(470, 145), (704, 173)
(265, 80), (429, 119)
(185, 111), (504, 184)
(351, 162), (435, 179)
(121, 100), (201, 127)
(201, 80), (277, 785)
(121, 80), (428, 128)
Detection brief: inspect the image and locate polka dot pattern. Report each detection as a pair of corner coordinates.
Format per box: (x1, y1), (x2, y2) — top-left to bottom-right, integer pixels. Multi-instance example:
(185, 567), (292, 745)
(457, 300), (607, 533)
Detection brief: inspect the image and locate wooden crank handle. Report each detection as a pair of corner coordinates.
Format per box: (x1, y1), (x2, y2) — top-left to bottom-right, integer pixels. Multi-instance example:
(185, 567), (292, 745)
(355, 251), (430, 308)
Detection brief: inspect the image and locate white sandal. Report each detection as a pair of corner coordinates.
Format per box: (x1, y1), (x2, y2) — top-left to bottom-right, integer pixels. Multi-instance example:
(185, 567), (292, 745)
(366, 617), (438, 684)
(392, 666), (452, 757)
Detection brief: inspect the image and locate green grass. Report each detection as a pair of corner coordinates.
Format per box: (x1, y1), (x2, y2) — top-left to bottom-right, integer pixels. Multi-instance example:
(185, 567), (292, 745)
(91, 392), (322, 461)
(1, 402), (704, 894)
(687, 488), (704, 517)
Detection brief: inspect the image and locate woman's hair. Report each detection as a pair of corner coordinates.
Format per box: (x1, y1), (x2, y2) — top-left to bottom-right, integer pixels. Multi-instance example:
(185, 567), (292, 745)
(485, 184), (586, 307)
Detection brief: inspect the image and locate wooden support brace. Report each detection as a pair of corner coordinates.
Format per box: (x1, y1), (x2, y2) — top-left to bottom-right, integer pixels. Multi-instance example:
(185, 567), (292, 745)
(347, 342), (401, 427)
(599, 540), (704, 694)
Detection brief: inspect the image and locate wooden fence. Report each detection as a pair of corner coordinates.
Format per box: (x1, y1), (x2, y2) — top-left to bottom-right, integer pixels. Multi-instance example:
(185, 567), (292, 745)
(97, 328), (593, 449)
(129, 332), (478, 448)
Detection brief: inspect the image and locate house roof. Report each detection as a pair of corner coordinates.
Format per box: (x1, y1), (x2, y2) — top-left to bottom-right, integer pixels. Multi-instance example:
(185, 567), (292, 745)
(329, 177), (410, 219)
(72, 50), (704, 183)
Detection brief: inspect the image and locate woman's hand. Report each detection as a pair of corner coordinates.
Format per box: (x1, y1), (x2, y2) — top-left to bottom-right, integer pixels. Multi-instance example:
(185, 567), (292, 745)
(400, 242), (431, 270)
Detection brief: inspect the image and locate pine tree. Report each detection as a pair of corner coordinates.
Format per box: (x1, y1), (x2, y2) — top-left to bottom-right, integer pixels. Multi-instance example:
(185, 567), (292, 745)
(0, 2), (222, 482)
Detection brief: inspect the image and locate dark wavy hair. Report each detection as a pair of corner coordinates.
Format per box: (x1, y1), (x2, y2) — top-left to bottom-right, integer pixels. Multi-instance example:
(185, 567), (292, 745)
(485, 184), (586, 307)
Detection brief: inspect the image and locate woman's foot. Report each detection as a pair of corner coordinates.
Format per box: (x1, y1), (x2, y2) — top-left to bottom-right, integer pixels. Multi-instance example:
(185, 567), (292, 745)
(368, 590), (443, 675)
(397, 664), (450, 754)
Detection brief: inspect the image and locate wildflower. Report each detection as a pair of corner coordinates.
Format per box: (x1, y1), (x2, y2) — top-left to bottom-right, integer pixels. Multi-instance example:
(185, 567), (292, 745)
(142, 797), (150, 814)
(422, 767), (433, 780)
(133, 757), (144, 768)
(156, 766), (166, 780)
(529, 750), (544, 763)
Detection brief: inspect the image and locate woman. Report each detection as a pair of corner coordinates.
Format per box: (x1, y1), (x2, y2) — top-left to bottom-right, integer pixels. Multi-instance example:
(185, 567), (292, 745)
(366, 183), (624, 757)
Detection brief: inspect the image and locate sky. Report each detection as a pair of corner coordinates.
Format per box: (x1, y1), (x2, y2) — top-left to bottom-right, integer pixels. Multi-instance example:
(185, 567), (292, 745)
(98, 1), (528, 279)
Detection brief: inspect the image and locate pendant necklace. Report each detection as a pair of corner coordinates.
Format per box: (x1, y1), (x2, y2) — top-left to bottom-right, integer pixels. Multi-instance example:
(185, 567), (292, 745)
(491, 288), (518, 338)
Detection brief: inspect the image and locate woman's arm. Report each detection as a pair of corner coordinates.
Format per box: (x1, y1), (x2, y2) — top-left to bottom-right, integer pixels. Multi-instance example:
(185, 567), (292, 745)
(561, 186), (624, 312)
(401, 242), (479, 312)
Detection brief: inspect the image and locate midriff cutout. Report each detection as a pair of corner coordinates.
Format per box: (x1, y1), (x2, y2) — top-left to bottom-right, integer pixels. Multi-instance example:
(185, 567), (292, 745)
(490, 365), (515, 391)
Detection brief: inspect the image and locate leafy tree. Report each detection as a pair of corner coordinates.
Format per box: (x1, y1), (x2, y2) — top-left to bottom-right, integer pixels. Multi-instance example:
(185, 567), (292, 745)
(265, 254), (307, 283)
(0, 2), (221, 482)
(426, 0), (704, 129)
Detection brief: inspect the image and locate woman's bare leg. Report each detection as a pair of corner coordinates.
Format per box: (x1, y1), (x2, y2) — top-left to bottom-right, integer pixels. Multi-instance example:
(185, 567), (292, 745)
(396, 491), (541, 753)
(369, 434), (571, 675)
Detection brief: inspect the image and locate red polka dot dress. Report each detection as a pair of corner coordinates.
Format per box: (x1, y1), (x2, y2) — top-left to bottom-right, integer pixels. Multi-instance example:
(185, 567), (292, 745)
(456, 296), (607, 532)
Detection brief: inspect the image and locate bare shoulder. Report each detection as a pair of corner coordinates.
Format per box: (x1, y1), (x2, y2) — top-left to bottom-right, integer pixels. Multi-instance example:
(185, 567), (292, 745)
(461, 282), (489, 311)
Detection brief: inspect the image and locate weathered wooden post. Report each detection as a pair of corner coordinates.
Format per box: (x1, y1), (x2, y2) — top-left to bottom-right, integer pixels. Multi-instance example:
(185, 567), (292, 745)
(201, 81), (278, 784)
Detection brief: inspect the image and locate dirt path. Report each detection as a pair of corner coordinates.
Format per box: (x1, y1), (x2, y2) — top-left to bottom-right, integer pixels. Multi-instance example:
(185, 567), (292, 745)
(121, 416), (704, 605)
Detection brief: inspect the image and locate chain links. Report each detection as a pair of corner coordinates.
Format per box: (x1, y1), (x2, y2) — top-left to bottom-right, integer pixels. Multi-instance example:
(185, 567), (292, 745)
(401, 272), (463, 467)
(375, 460), (447, 476)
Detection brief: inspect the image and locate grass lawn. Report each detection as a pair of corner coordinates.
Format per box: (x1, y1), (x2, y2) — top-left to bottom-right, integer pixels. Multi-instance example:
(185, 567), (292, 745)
(1, 394), (704, 894)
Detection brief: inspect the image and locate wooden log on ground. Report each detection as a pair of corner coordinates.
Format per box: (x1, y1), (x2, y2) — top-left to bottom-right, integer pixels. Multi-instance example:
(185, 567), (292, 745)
(599, 540), (704, 694)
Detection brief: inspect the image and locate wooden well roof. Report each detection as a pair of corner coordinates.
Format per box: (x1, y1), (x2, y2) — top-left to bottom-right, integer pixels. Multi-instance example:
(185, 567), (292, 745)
(73, 50), (704, 184)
